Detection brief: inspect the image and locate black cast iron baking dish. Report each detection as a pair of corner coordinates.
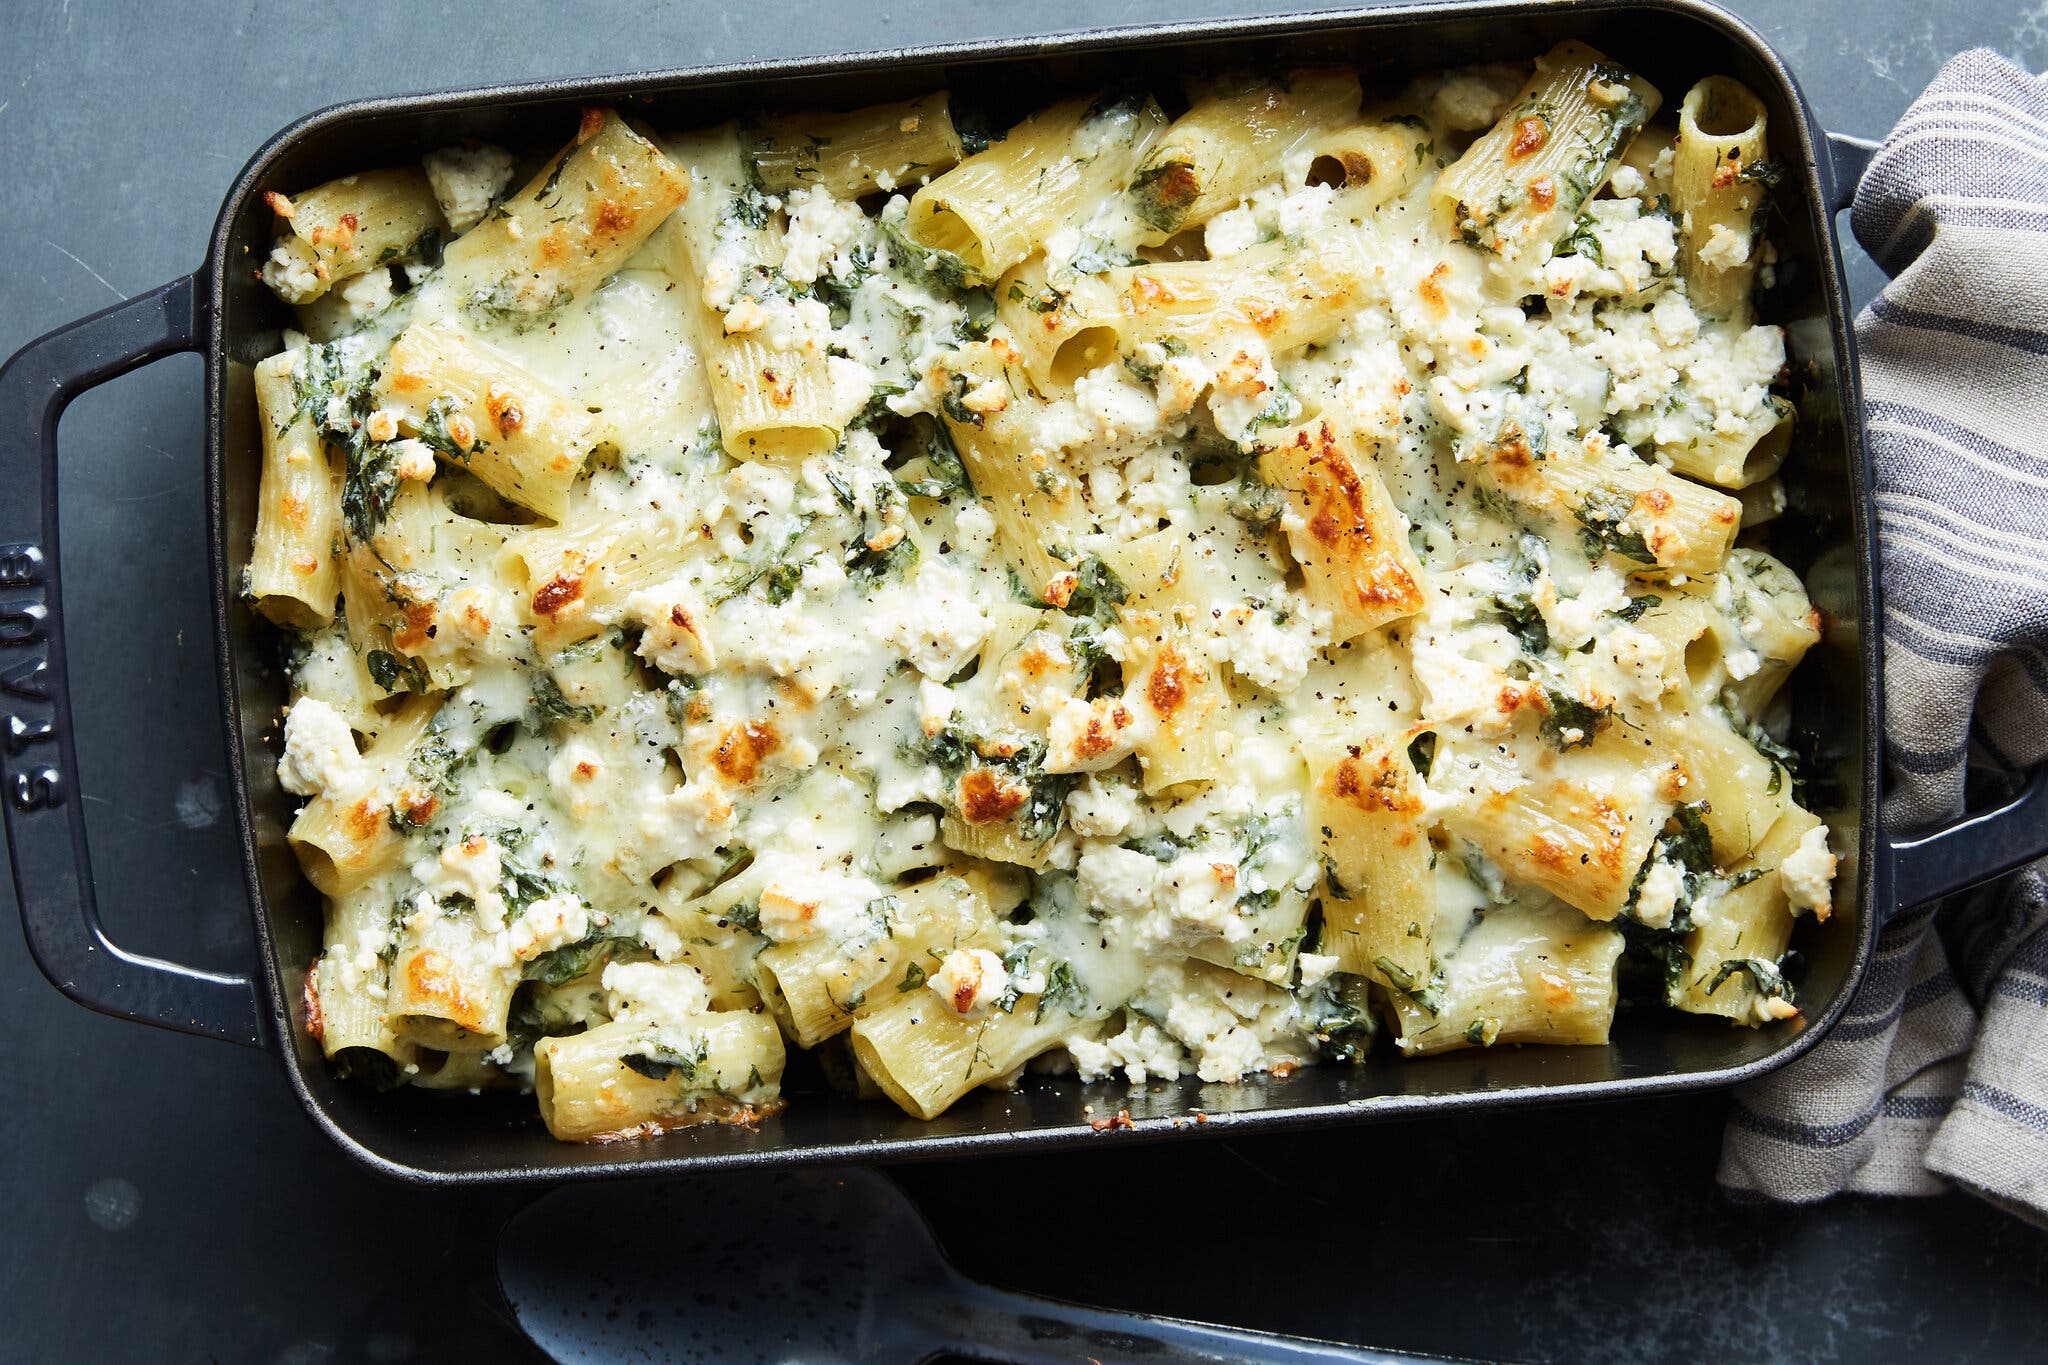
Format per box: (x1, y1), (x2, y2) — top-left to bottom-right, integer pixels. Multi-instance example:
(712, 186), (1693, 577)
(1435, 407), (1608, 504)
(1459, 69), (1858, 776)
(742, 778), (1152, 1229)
(6, 0), (2046, 1185)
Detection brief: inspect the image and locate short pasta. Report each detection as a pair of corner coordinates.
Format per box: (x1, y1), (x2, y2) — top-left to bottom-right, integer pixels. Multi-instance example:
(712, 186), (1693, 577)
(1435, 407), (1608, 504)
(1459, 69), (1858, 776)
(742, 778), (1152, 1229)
(250, 48), (1836, 1143)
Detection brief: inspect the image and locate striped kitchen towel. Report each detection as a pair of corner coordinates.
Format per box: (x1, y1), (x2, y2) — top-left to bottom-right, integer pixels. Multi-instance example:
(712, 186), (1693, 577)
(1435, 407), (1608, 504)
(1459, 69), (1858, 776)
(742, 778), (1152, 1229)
(1717, 49), (2048, 1224)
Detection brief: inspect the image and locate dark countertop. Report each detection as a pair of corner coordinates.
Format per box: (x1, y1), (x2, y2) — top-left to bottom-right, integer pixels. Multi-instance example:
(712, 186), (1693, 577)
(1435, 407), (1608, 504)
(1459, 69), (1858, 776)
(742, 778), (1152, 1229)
(3, 2), (2045, 1360)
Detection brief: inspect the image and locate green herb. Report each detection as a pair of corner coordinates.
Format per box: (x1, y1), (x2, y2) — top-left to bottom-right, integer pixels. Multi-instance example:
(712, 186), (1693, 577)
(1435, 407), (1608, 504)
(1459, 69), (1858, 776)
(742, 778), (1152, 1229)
(897, 961), (929, 993)
(852, 381), (911, 430)
(620, 1035), (713, 1085)
(1539, 688), (1612, 751)
(1575, 488), (1656, 564)
(888, 413), (974, 498)
(1561, 212), (1604, 265)
(1406, 731), (1438, 776)
(1708, 956), (1793, 1002)
(1032, 959), (1087, 1023)
(724, 900), (762, 933)
(1006, 280), (1066, 315)
(1059, 554), (1128, 626)
(1614, 593), (1661, 623)
(1464, 1016), (1503, 1046)
(530, 670), (597, 725)
(812, 240), (877, 311)
(366, 649), (429, 695)
(879, 214), (985, 291)
(1736, 159), (1784, 188)
(954, 286), (997, 343)
(1131, 158), (1200, 232)
(940, 372), (984, 426)
(1304, 975), (1377, 1063)
(522, 932), (630, 988)
(729, 185), (776, 229)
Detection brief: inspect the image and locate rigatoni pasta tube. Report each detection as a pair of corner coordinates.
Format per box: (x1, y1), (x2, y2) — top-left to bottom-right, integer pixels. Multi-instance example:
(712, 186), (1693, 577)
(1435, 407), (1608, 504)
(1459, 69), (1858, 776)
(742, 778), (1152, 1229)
(755, 872), (994, 1047)
(262, 168), (443, 303)
(748, 93), (965, 197)
(1661, 394), (1792, 490)
(1647, 707), (1792, 866)
(1130, 70), (1361, 241)
(1308, 738), (1435, 990)
(1105, 234), (1372, 366)
(938, 342), (1092, 595)
(1255, 417), (1427, 640)
(849, 991), (1098, 1120)
(907, 93), (1167, 278)
(1121, 609), (1232, 794)
(1673, 805), (1822, 1022)
(377, 321), (607, 520)
(1478, 434), (1741, 577)
(535, 1013), (786, 1141)
(248, 350), (341, 628)
(1672, 76), (1771, 325)
(286, 695), (440, 897)
(1434, 42), (1660, 270)
(434, 108), (689, 330)
(665, 126), (844, 461)
(387, 909), (521, 1053)
(1386, 904), (1624, 1055)
(1434, 729), (1688, 921)
(1305, 118), (1433, 212)
(994, 256), (1125, 390)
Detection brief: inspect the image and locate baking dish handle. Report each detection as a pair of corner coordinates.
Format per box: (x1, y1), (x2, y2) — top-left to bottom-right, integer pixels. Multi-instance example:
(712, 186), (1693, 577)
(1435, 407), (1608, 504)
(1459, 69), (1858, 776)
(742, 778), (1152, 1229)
(1888, 766), (2048, 912)
(1823, 130), (1880, 214)
(0, 275), (264, 1048)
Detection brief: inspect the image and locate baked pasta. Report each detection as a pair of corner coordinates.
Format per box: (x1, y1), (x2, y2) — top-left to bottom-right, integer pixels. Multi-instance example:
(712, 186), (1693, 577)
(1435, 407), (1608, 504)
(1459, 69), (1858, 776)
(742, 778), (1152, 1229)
(250, 46), (1838, 1142)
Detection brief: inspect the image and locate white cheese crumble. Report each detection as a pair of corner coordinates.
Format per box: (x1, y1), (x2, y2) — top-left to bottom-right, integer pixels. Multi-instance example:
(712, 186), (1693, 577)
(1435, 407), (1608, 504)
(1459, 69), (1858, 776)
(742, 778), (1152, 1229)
(277, 698), (366, 798)
(927, 947), (1010, 1015)
(1779, 825), (1837, 918)
(1634, 859), (1685, 930)
(422, 143), (517, 233)
(755, 855), (886, 943)
(509, 894), (590, 961)
(601, 960), (712, 1029)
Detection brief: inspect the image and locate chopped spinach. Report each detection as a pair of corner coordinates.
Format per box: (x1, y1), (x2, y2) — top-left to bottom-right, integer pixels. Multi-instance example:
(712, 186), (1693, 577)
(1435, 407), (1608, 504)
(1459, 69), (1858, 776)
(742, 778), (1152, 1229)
(1539, 688), (1612, 751)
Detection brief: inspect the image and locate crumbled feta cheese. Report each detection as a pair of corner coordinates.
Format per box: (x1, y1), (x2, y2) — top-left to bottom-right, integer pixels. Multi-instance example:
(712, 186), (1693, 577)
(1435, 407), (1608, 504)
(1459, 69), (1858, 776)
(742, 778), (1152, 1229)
(602, 960), (712, 1028)
(1160, 855), (1243, 938)
(1541, 568), (1629, 649)
(1296, 952), (1340, 992)
(1206, 343), (1284, 444)
(336, 266), (396, 322)
(866, 559), (990, 680)
(277, 697), (366, 798)
(1045, 694), (1151, 773)
(1610, 626), (1672, 705)
(927, 947), (1009, 1015)
(755, 855), (886, 943)
(509, 893), (590, 961)
(261, 237), (324, 304)
(1204, 600), (1330, 696)
(1203, 205), (1261, 258)
(779, 186), (867, 285)
(952, 502), (998, 560)
(390, 439), (437, 482)
(413, 834), (508, 931)
(1074, 364), (1162, 444)
(628, 581), (716, 676)
(1697, 222), (1752, 271)
(1634, 859), (1684, 930)
(1066, 1017), (1187, 1084)
(423, 143), (517, 233)
(1779, 825), (1837, 919)
(1075, 843), (1161, 916)
(1065, 776), (1142, 839)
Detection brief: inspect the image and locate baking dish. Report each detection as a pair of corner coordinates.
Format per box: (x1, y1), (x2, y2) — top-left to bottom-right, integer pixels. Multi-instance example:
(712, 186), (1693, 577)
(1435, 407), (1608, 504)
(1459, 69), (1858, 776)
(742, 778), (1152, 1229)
(6, 0), (2046, 1184)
